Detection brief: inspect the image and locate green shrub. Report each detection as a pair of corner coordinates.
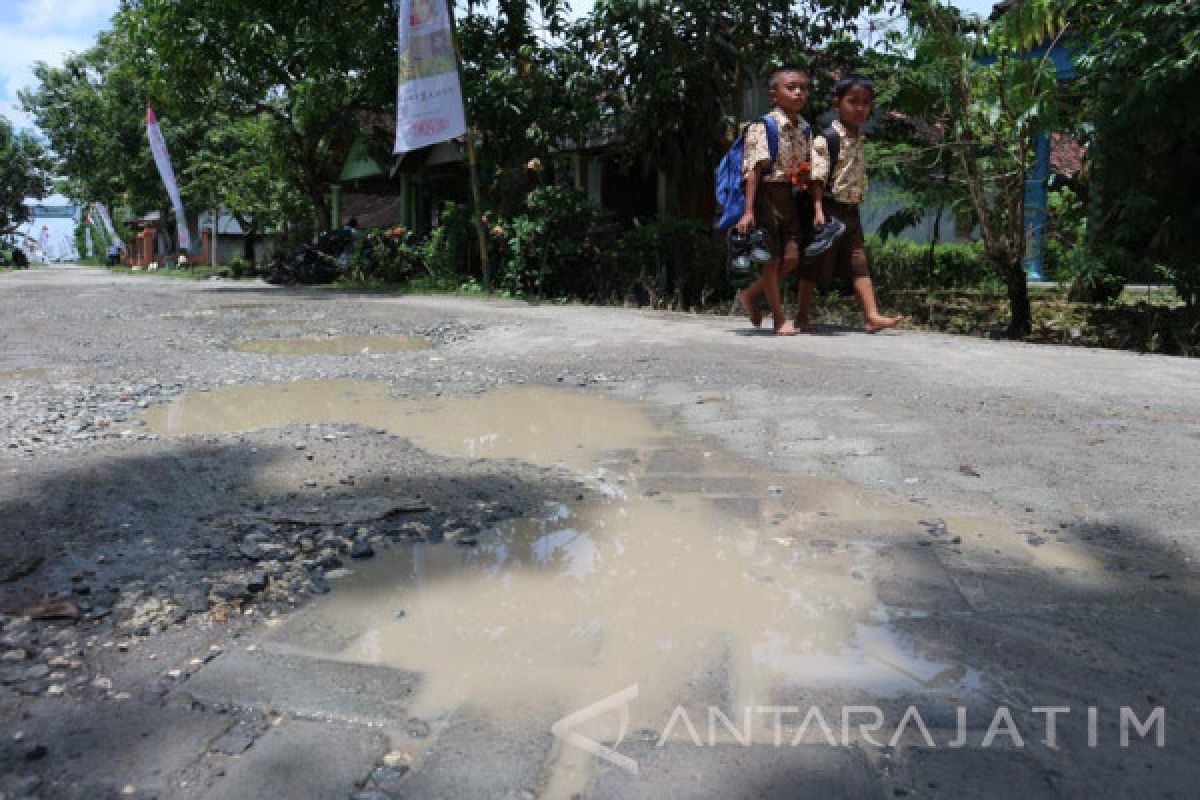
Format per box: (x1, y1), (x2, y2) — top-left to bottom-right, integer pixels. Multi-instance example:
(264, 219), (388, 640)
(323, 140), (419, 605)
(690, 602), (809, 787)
(1044, 186), (1125, 304)
(489, 186), (612, 298)
(613, 219), (727, 308)
(865, 235), (993, 291)
(227, 256), (250, 279)
(427, 202), (477, 281)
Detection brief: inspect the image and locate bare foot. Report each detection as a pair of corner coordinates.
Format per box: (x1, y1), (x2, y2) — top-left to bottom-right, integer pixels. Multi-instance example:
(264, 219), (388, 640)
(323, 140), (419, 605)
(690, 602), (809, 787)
(774, 321), (798, 337)
(793, 318), (818, 334)
(865, 315), (906, 333)
(737, 290), (763, 328)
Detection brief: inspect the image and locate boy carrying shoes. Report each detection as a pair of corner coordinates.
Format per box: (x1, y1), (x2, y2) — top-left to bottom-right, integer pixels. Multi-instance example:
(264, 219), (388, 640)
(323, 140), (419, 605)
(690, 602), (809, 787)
(798, 75), (905, 334)
(733, 65), (814, 336)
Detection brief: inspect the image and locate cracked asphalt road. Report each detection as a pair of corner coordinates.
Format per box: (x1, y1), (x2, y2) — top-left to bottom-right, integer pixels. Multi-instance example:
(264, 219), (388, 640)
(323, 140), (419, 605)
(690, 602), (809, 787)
(2, 265), (1199, 799)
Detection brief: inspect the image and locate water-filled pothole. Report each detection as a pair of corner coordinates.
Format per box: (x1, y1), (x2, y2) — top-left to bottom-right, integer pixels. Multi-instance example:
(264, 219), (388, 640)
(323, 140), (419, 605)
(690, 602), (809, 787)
(145, 382), (1105, 790)
(232, 335), (431, 356)
(142, 382), (665, 471)
(0, 367), (86, 380)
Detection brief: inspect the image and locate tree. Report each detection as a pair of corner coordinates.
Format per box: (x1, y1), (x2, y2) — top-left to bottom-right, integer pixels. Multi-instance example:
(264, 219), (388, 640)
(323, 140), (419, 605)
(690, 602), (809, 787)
(115, 0), (400, 231)
(1072, 0), (1200, 309)
(19, 29), (199, 232)
(0, 115), (53, 235)
(583, 0), (879, 212)
(888, 1), (1066, 337)
(181, 114), (306, 263)
(456, 9), (607, 184)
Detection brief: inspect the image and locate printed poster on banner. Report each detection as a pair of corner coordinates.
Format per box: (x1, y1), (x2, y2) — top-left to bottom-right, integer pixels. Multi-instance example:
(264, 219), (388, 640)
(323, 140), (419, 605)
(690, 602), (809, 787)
(146, 107), (192, 251)
(394, 0), (467, 154)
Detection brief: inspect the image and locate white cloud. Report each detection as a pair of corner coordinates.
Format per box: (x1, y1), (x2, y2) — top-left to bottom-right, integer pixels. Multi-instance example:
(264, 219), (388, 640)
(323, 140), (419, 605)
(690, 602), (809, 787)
(0, 0), (120, 131)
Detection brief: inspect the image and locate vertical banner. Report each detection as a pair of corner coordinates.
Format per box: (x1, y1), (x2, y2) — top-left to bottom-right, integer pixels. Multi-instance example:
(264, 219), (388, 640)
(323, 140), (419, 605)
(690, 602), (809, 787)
(85, 226), (94, 260)
(146, 107), (192, 251)
(394, 0), (467, 154)
(91, 202), (122, 248)
(38, 225), (50, 261)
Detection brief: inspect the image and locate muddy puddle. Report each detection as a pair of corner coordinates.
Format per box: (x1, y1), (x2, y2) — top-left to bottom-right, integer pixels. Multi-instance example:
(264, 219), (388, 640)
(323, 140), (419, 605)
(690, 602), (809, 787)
(238, 318), (306, 328)
(162, 303), (283, 321)
(142, 381), (667, 472)
(231, 335), (430, 356)
(0, 367), (86, 381)
(145, 382), (1107, 795)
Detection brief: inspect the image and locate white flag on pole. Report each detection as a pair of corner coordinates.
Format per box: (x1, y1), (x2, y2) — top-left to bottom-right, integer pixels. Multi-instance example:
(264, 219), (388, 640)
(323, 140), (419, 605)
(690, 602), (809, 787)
(146, 107), (192, 251)
(394, 0), (467, 154)
(91, 203), (122, 249)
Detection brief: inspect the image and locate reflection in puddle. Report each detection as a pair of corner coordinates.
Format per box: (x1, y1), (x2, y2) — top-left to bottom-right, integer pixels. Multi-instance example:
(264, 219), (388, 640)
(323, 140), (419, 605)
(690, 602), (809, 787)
(232, 335), (430, 356)
(147, 381), (1101, 795)
(301, 492), (977, 723)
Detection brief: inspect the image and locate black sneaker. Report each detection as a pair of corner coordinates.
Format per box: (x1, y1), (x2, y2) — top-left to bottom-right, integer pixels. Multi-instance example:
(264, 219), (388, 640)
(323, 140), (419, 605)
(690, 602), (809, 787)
(729, 230), (752, 272)
(748, 227), (772, 264)
(804, 218), (847, 259)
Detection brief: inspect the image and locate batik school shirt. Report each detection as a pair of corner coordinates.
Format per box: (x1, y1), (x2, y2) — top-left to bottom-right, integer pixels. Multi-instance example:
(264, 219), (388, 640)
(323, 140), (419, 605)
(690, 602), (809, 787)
(811, 120), (868, 205)
(742, 108), (812, 185)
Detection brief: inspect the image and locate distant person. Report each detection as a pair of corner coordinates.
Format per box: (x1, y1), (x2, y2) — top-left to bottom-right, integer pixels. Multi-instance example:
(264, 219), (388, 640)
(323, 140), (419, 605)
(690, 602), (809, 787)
(340, 217), (359, 262)
(798, 75), (904, 333)
(106, 243), (119, 267)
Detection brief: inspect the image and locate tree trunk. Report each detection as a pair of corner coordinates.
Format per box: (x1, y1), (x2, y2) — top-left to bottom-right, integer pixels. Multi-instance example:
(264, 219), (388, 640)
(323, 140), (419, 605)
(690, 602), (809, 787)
(233, 212), (258, 265)
(307, 184), (331, 233)
(1004, 256), (1032, 338)
(928, 203), (943, 287)
(242, 231), (258, 264)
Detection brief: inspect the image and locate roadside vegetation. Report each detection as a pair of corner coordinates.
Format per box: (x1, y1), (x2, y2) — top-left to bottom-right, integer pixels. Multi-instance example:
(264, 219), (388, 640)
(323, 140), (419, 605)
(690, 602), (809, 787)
(11, 0), (1198, 355)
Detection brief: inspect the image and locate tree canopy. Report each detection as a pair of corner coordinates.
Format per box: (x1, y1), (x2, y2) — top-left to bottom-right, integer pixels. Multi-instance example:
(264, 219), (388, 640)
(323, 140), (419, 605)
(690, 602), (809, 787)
(1072, 0), (1200, 308)
(0, 115), (53, 236)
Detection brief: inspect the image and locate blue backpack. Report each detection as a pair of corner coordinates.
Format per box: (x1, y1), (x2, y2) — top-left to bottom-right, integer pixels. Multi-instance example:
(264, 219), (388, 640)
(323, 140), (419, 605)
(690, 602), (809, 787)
(715, 115), (780, 232)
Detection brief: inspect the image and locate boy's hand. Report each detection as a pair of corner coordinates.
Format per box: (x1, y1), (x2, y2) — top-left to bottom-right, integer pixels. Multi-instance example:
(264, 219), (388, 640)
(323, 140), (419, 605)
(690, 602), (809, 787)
(736, 212), (755, 235)
(813, 207), (826, 228)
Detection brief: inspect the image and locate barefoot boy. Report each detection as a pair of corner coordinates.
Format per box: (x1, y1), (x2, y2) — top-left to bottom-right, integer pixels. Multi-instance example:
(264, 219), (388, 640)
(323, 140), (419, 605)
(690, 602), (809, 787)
(799, 75), (904, 333)
(734, 66), (813, 336)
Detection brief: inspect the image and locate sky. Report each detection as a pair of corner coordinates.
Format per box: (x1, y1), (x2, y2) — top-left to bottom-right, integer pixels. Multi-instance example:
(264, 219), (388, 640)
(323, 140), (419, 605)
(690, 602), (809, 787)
(0, 0), (120, 131)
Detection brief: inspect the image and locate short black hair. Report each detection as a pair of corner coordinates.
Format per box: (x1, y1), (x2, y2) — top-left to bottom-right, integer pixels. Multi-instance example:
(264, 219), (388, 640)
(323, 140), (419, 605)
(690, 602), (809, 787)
(833, 74), (875, 100)
(769, 64), (809, 89)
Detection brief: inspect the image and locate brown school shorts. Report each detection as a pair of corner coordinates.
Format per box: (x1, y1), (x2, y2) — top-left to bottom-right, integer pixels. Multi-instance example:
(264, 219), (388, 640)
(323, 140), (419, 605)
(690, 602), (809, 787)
(753, 183), (802, 264)
(800, 199), (870, 285)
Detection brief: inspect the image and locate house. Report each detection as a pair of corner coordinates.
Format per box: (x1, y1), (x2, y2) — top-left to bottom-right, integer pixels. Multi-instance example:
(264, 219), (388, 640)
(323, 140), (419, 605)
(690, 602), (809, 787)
(124, 212), (167, 268)
(329, 112), (468, 238)
(195, 211), (279, 266)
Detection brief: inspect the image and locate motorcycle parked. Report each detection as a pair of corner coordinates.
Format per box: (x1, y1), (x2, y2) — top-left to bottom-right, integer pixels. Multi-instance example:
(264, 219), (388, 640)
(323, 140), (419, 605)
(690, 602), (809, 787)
(265, 228), (351, 286)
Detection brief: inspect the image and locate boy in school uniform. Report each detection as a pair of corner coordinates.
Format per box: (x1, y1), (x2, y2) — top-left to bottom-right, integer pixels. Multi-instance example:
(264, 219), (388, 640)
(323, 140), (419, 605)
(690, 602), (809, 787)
(734, 65), (814, 336)
(798, 75), (904, 334)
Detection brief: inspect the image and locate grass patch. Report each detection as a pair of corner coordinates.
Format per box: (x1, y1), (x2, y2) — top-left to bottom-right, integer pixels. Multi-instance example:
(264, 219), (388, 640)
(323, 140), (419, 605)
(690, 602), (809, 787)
(811, 287), (1199, 356)
(108, 265), (238, 281)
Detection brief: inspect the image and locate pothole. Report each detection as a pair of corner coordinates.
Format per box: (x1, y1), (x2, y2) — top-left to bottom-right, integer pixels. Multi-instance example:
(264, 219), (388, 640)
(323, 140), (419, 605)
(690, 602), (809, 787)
(143, 382), (1109, 792)
(0, 367), (86, 380)
(230, 335), (431, 356)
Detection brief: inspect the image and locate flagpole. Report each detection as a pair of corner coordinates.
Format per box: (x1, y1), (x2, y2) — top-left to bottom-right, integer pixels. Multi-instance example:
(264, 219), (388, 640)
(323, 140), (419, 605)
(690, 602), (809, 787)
(446, 0), (492, 289)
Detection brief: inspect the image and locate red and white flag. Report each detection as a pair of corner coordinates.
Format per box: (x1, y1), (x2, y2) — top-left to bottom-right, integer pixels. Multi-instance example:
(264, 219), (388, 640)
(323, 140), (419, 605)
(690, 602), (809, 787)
(146, 107), (191, 251)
